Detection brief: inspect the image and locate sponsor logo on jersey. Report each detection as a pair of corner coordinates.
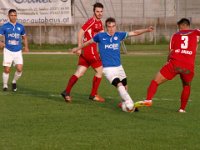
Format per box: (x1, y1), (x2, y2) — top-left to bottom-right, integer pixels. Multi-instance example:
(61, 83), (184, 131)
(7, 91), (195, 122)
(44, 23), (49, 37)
(8, 33), (20, 39)
(174, 49), (193, 55)
(105, 43), (119, 50)
(175, 49), (180, 53)
(181, 50), (192, 55)
(114, 36), (118, 40)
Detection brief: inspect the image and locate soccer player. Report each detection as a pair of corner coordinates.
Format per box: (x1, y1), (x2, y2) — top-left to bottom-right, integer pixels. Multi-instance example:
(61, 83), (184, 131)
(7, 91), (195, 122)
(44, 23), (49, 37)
(0, 9), (29, 91)
(136, 18), (200, 113)
(72, 17), (153, 111)
(61, 2), (104, 103)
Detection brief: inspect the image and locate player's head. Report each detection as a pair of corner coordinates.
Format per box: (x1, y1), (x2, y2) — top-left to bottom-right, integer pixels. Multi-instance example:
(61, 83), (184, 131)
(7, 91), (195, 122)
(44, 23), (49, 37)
(93, 2), (103, 20)
(105, 17), (116, 36)
(8, 9), (17, 23)
(177, 18), (190, 30)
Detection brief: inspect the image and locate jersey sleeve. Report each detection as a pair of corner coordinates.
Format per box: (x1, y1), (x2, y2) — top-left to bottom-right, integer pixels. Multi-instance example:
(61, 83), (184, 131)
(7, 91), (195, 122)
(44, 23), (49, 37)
(118, 32), (128, 41)
(81, 18), (94, 32)
(21, 25), (26, 36)
(169, 34), (176, 50)
(0, 25), (5, 35)
(93, 33), (100, 43)
(195, 29), (200, 36)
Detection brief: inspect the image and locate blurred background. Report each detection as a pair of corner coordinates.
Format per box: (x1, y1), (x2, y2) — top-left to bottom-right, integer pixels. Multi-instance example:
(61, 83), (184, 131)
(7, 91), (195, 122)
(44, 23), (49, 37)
(0, 0), (200, 45)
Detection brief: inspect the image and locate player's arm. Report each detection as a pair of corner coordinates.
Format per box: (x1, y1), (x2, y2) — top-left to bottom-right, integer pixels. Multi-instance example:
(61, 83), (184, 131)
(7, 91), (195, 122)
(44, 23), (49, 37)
(78, 29), (85, 47)
(22, 35), (29, 52)
(128, 26), (153, 37)
(72, 39), (94, 54)
(0, 34), (5, 49)
(167, 35), (175, 61)
(0, 37), (5, 49)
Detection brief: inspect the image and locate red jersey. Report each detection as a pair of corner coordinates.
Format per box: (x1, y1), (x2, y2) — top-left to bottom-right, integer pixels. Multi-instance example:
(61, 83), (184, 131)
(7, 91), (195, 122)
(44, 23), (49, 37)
(81, 17), (103, 56)
(169, 29), (200, 69)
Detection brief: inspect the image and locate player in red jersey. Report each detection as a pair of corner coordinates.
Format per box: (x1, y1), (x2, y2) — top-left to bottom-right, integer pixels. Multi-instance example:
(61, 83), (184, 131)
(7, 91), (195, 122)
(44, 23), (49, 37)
(61, 2), (105, 102)
(135, 18), (200, 112)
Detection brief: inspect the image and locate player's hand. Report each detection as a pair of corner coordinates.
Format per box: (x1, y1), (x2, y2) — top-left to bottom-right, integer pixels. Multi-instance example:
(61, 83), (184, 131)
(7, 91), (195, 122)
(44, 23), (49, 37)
(0, 42), (5, 48)
(23, 47), (29, 53)
(72, 48), (81, 56)
(75, 49), (82, 56)
(147, 26), (154, 32)
(72, 47), (78, 53)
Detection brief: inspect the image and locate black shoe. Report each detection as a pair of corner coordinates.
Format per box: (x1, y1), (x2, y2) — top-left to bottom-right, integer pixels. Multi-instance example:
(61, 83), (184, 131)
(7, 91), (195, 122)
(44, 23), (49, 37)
(3, 87), (8, 91)
(12, 83), (17, 92)
(134, 107), (139, 112)
(61, 90), (72, 102)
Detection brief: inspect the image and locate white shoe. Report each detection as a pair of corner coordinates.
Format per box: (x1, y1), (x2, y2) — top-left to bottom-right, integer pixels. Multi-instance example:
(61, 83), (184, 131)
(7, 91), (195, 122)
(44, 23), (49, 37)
(178, 109), (186, 113)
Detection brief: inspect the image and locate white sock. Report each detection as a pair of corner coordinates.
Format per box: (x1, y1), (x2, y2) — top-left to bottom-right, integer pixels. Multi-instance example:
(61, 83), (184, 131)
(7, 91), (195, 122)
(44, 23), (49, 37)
(12, 71), (22, 83)
(117, 86), (133, 103)
(2, 72), (9, 88)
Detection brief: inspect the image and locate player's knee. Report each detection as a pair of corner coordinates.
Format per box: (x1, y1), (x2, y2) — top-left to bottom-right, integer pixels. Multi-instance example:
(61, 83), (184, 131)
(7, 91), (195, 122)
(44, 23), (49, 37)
(121, 78), (127, 86)
(4, 67), (10, 73)
(112, 78), (121, 87)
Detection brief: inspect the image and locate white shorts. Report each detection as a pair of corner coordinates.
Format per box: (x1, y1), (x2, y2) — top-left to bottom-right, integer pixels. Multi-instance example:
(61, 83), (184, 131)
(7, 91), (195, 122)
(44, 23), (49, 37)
(3, 48), (23, 67)
(103, 65), (127, 83)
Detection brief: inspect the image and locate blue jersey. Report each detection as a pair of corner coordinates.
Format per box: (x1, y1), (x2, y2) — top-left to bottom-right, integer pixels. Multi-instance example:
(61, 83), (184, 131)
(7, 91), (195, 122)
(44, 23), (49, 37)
(93, 32), (128, 67)
(0, 22), (26, 52)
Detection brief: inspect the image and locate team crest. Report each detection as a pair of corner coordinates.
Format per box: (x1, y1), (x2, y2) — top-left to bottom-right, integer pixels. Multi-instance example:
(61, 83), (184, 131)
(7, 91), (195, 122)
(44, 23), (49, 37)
(114, 36), (118, 40)
(17, 27), (21, 31)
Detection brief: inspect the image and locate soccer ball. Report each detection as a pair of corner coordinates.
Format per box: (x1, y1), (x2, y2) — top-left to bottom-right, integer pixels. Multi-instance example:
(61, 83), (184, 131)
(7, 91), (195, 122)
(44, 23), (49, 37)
(121, 100), (134, 112)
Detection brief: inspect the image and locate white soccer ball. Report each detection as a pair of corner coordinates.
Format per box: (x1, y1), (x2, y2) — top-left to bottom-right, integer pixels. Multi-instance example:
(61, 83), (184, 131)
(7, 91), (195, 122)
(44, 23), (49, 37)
(121, 100), (134, 112)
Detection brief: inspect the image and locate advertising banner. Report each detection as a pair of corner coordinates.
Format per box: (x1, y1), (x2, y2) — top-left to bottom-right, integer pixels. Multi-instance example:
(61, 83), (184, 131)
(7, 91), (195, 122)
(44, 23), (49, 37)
(0, 0), (72, 25)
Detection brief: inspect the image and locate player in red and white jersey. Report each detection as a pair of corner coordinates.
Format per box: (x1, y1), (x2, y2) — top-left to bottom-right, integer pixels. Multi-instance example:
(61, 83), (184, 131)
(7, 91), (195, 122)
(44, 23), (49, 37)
(61, 2), (105, 102)
(135, 18), (200, 112)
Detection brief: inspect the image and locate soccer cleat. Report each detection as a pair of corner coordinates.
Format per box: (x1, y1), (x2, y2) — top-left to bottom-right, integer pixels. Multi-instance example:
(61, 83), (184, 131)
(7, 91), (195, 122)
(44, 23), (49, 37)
(89, 94), (105, 102)
(134, 100), (152, 108)
(12, 83), (17, 92)
(3, 87), (8, 91)
(61, 90), (72, 103)
(178, 109), (186, 113)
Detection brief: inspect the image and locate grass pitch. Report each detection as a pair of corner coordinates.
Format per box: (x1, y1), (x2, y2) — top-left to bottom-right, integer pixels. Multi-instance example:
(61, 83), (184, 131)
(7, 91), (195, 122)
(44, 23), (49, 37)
(0, 54), (200, 150)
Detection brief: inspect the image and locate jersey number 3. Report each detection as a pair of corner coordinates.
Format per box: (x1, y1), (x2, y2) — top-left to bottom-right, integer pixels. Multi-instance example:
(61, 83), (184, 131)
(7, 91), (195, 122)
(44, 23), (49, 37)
(181, 36), (188, 49)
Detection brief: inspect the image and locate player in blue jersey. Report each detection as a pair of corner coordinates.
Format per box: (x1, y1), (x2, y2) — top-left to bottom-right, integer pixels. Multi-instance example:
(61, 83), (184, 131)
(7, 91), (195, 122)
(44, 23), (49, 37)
(0, 9), (29, 91)
(72, 17), (153, 111)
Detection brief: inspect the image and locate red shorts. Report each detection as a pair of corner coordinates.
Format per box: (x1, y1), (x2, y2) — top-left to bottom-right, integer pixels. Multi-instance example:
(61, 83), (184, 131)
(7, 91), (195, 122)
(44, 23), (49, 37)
(78, 54), (102, 69)
(160, 61), (194, 83)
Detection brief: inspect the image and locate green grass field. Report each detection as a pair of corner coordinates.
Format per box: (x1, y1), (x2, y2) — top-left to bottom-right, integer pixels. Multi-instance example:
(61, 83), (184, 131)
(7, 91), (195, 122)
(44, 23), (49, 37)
(0, 54), (200, 150)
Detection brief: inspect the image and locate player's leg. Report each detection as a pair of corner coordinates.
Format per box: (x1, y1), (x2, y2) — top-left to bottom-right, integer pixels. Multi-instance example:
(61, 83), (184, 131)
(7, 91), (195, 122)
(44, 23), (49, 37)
(12, 51), (23, 92)
(2, 48), (13, 91)
(61, 65), (88, 102)
(61, 55), (89, 102)
(103, 66), (133, 103)
(135, 62), (177, 108)
(89, 61), (104, 102)
(135, 71), (169, 108)
(112, 78), (133, 102)
(2, 66), (11, 91)
(12, 64), (23, 92)
(179, 71), (194, 113)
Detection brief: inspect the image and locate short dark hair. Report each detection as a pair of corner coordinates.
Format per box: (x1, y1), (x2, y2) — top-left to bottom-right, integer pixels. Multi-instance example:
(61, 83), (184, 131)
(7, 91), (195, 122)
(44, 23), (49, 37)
(105, 17), (116, 27)
(8, 9), (17, 15)
(93, 2), (103, 12)
(177, 18), (190, 26)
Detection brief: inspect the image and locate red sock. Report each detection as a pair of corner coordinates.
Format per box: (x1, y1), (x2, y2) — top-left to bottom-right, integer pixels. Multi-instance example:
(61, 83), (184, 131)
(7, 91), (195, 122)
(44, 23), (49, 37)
(180, 85), (190, 110)
(90, 76), (102, 96)
(65, 75), (78, 95)
(146, 80), (158, 100)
